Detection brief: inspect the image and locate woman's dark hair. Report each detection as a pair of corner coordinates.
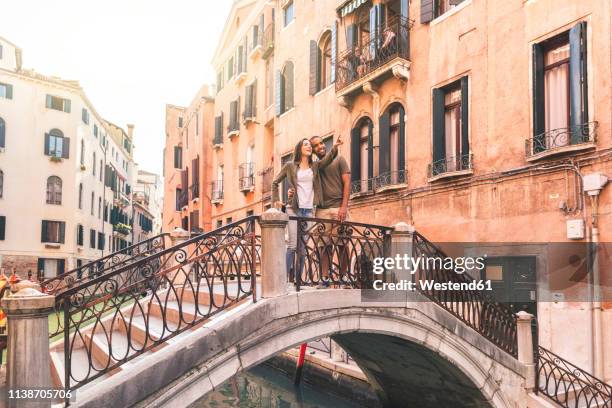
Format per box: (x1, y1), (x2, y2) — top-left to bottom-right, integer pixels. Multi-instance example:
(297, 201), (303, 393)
(293, 138), (312, 164)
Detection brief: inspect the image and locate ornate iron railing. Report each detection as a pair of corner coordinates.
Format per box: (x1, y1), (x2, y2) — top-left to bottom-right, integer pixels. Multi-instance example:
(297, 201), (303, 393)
(336, 16), (413, 92)
(239, 163), (255, 191)
(351, 178), (375, 195)
(428, 153), (473, 178)
(537, 346), (612, 408)
(42, 233), (168, 296)
(374, 169), (408, 189)
(53, 217), (260, 391)
(262, 23), (274, 59)
(412, 232), (518, 357)
(292, 216), (391, 289)
(211, 180), (224, 202)
(525, 122), (598, 158)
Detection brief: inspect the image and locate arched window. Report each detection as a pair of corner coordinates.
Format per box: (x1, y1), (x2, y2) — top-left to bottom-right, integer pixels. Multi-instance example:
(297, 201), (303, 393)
(45, 129), (68, 159)
(78, 183), (83, 209)
(280, 61), (294, 114)
(46, 176), (62, 205)
(310, 31), (333, 94)
(0, 117), (5, 148)
(0, 169), (4, 198)
(379, 103), (406, 187)
(350, 117), (373, 194)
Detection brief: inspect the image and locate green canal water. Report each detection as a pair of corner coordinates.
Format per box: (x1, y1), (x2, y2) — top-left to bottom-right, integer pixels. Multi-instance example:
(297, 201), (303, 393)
(191, 363), (372, 408)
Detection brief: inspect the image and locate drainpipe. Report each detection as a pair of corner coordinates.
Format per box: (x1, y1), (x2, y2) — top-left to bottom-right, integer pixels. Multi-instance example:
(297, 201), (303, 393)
(583, 172), (608, 378)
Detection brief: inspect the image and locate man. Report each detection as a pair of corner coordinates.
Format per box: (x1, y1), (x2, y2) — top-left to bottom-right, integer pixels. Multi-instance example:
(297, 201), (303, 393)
(290, 136), (350, 287)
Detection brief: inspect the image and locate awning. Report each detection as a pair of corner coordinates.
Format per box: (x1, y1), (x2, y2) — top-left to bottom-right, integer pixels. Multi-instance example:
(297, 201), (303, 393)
(336, 0), (369, 18)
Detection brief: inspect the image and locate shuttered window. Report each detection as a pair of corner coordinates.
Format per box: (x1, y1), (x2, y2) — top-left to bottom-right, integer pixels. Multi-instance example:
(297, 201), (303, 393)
(46, 176), (62, 205)
(90, 229), (96, 249)
(214, 114), (223, 144)
(279, 62), (294, 114)
(283, 1), (294, 26)
(351, 118), (374, 193)
(44, 128), (69, 159)
(229, 98), (240, 132)
(173, 146), (182, 168)
(97, 232), (105, 250)
(0, 216), (5, 240)
(0, 117), (5, 148)
(45, 95), (71, 112)
(82, 108), (89, 124)
(0, 83), (13, 100)
(41, 220), (65, 244)
(77, 224), (84, 246)
(378, 103), (406, 185)
(244, 80), (257, 120)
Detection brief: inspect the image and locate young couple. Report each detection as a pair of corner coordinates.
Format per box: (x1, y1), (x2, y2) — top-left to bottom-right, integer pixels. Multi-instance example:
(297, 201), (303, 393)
(271, 135), (351, 287)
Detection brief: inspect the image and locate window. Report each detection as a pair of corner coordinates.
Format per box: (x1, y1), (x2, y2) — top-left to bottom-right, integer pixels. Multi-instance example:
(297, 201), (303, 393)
(178, 116), (183, 128)
(277, 61), (294, 115)
(216, 70), (224, 93)
(97, 232), (105, 250)
(216, 219), (223, 229)
(532, 23), (589, 154)
(0, 117), (5, 148)
(0, 82), (12, 100)
(41, 220), (65, 244)
(38, 258), (65, 279)
(378, 103), (406, 186)
(82, 108), (89, 124)
(90, 229), (96, 249)
(214, 114), (224, 145)
(175, 188), (182, 211)
(173, 146), (182, 168)
(0, 169), (3, 198)
(283, 0), (294, 27)
(46, 176), (62, 205)
(45, 129), (69, 159)
(244, 80), (257, 120)
(77, 224), (84, 246)
(0, 216), (4, 240)
(94, 124), (98, 137)
(92, 152), (96, 176)
(351, 117), (373, 193)
(229, 98), (240, 133)
(0, 44), (2, 59)
(78, 183), (83, 209)
(421, 0), (465, 23)
(99, 160), (103, 182)
(98, 197), (102, 219)
(226, 217), (233, 225)
(228, 57), (234, 80)
(431, 77), (469, 176)
(45, 95), (71, 112)
(309, 32), (333, 94)
(80, 139), (85, 166)
(91, 192), (95, 215)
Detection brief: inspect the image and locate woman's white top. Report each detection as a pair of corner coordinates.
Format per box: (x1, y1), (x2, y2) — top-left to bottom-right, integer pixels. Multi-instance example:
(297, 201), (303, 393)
(296, 167), (314, 209)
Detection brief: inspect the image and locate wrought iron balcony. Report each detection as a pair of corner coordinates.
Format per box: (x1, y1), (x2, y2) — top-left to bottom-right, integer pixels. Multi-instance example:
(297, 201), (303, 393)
(428, 154), (473, 179)
(335, 16), (412, 96)
(375, 169), (408, 190)
(239, 163), (255, 192)
(351, 178), (375, 195)
(262, 23), (274, 59)
(525, 122), (597, 160)
(211, 180), (224, 203)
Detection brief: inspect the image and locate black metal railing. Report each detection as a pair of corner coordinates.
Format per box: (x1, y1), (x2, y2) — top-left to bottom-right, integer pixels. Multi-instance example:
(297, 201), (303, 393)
(211, 180), (224, 201)
(293, 216), (391, 289)
(53, 217), (260, 391)
(42, 233), (168, 296)
(351, 178), (375, 195)
(412, 232), (518, 357)
(262, 23), (274, 59)
(525, 122), (598, 158)
(239, 163), (255, 191)
(536, 346), (612, 408)
(336, 16), (413, 92)
(374, 169), (408, 189)
(428, 153), (473, 178)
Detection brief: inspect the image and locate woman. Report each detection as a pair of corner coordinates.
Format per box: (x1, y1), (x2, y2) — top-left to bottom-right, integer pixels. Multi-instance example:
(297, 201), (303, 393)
(272, 135), (343, 282)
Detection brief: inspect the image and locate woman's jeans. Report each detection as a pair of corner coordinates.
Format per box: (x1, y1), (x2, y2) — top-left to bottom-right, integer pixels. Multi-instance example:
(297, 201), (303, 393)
(286, 208), (313, 283)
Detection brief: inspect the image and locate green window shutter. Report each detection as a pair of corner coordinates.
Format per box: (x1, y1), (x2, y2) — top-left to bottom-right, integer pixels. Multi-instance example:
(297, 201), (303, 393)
(398, 105), (406, 171)
(5, 84), (12, 99)
(309, 40), (318, 95)
(432, 88), (446, 164)
(350, 126), (361, 184)
(44, 133), (50, 155)
(379, 109), (390, 177)
(421, 0), (434, 23)
(62, 137), (70, 159)
(331, 21), (337, 83)
(275, 70), (282, 116)
(64, 99), (71, 113)
(46, 95), (52, 109)
(0, 216), (5, 240)
(460, 77), (469, 158)
(368, 120), (374, 180)
(58, 259), (65, 275)
(252, 79), (257, 116)
(59, 222), (65, 243)
(532, 43), (545, 152)
(41, 220), (48, 242)
(569, 21), (588, 143)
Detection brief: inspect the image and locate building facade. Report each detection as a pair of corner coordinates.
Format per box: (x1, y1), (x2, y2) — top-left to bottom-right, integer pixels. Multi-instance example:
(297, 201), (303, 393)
(133, 168), (163, 239)
(163, 0), (612, 381)
(0, 36), (137, 279)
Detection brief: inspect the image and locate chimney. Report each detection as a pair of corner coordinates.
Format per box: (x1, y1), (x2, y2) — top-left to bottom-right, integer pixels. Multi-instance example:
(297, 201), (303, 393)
(127, 124), (134, 140)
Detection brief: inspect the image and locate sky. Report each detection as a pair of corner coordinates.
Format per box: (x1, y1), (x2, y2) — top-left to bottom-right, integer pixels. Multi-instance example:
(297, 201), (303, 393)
(2, 0), (234, 176)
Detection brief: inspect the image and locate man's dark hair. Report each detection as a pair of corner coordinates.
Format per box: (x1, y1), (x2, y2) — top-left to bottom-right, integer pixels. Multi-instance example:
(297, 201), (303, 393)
(310, 135), (322, 144)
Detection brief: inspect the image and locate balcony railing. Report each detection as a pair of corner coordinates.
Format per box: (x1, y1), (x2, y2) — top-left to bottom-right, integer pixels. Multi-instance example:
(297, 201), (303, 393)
(374, 169), (407, 190)
(428, 153), (473, 178)
(351, 178), (375, 195)
(336, 16), (412, 93)
(239, 163), (255, 192)
(190, 183), (199, 200)
(262, 23), (274, 59)
(525, 122), (597, 159)
(211, 180), (224, 202)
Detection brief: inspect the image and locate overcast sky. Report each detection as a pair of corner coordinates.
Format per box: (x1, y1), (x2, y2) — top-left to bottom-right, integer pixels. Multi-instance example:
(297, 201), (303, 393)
(2, 0), (233, 176)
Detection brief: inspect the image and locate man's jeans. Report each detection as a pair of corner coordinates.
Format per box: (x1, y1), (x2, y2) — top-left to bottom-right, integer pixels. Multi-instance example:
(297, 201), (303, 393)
(286, 208), (313, 283)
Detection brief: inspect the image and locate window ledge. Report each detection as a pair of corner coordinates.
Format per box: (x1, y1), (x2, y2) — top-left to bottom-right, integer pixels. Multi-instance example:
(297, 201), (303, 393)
(240, 186), (255, 193)
(211, 198), (224, 205)
(279, 107), (295, 118)
(192, 197), (199, 204)
(375, 183), (407, 193)
(428, 169), (473, 183)
(243, 117), (257, 125)
(49, 156), (63, 163)
(44, 243), (61, 249)
(234, 72), (248, 85)
(213, 143), (223, 150)
(526, 142), (596, 162)
(228, 130), (240, 139)
(350, 191), (375, 200)
(430, 0), (472, 26)
(249, 45), (262, 60)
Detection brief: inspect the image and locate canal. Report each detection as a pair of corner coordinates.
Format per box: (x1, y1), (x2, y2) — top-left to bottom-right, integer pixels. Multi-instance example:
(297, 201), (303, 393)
(191, 362), (376, 408)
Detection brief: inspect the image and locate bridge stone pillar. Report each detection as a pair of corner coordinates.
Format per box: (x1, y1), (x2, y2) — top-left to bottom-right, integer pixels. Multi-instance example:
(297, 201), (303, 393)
(390, 222), (415, 283)
(516, 311), (536, 390)
(260, 209), (289, 298)
(1, 286), (55, 408)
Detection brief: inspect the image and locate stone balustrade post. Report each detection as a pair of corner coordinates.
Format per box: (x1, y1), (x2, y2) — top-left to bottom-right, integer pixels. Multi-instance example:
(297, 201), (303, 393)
(1, 285), (55, 408)
(389, 222), (415, 283)
(260, 209), (289, 298)
(516, 311), (536, 390)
